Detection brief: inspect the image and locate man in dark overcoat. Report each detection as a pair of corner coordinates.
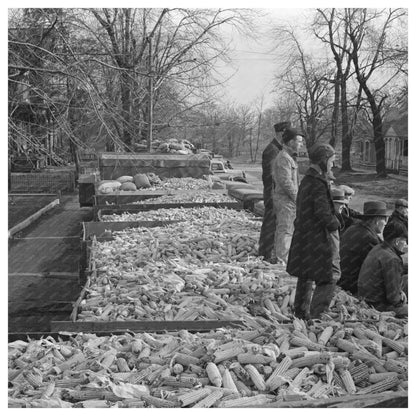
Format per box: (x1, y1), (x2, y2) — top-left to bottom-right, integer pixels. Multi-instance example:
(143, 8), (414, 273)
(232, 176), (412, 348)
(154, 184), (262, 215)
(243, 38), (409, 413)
(287, 143), (340, 320)
(338, 201), (388, 296)
(387, 198), (408, 231)
(258, 122), (288, 261)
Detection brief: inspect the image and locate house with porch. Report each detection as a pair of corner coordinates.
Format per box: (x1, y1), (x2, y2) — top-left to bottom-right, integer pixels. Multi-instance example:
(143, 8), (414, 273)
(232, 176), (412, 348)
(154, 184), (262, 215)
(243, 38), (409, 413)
(354, 110), (408, 175)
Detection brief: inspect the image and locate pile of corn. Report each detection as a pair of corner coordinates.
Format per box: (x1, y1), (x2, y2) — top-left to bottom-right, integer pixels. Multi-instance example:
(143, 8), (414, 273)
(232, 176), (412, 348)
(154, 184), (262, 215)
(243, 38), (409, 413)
(146, 177), (212, 191)
(77, 257), (294, 323)
(100, 206), (257, 223)
(8, 319), (407, 408)
(94, 218), (261, 265)
(132, 191), (235, 204)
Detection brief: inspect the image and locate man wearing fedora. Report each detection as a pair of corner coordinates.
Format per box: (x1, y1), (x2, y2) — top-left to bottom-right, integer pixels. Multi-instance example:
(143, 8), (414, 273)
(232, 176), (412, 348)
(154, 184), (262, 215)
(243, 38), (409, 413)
(258, 122), (287, 262)
(358, 220), (408, 317)
(338, 201), (388, 296)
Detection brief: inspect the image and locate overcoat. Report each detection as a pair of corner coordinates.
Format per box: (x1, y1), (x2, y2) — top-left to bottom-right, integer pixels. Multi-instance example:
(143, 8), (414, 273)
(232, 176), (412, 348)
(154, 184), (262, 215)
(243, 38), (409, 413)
(286, 167), (340, 282)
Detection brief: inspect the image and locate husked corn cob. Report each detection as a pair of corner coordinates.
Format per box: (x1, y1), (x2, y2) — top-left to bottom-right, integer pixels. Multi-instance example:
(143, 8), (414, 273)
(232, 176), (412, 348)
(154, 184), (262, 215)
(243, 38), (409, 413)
(64, 389), (106, 401)
(318, 326), (334, 346)
(282, 367), (302, 380)
(174, 353), (200, 366)
(350, 363), (370, 383)
(237, 353), (273, 365)
(78, 400), (110, 408)
(284, 347), (308, 359)
(229, 362), (250, 382)
(353, 327), (367, 340)
(351, 351), (385, 367)
(214, 346), (245, 363)
(381, 338), (406, 355)
(40, 381), (55, 399)
(233, 379), (253, 397)
(160, 376), (198, 389)
(332, 371), (346, 391)
(23, 371), (43, 388)
(383, 359), (407, 374)
(206, 362), (222, 387)
(116, 357), (130, 372)
(336, 338), (360, 354)
(290, 353), (331, 369)
(291, 367), (310, 389)
(332, 356), (351, 369)
(218, 394), (272, 408)
(368, 372), (399, 383)
(142, 394), (179, 408)
(309, 383), (331, 399)
(308, 331), (318, 344)
(222, 369), (239, 393)
(265, 357), (293, 391)
(245, 364), (267, 391)
(192, 390), (223, 408)
(384, 351), (399, 360)
(338, 369), (356, 394)
(357, 375), (400, 395)
(177, 387), (211, 407)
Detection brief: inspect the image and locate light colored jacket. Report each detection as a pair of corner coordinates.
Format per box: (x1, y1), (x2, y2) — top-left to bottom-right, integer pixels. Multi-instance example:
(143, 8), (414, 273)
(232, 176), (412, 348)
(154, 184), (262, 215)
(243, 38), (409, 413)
(271, 147), (299, 203)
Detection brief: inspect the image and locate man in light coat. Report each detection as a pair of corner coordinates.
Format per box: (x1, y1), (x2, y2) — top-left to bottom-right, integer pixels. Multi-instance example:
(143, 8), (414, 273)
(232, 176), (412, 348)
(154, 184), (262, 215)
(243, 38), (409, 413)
(258, 122), (287, 262)
(271, 128), (303, 263)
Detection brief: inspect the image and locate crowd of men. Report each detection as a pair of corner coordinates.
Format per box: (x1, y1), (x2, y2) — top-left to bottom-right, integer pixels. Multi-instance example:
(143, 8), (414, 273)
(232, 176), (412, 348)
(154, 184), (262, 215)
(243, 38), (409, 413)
(259, 123), (408, 320)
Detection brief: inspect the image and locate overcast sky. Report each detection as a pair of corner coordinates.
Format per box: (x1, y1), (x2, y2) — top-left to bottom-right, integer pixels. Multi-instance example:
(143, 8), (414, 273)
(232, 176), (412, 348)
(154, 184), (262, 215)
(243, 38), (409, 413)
(219, 8), (314, 108)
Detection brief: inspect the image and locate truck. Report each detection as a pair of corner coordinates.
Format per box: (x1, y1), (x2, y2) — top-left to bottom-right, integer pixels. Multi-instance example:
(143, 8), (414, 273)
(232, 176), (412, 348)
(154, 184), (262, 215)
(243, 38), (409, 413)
(209, 159), (247, 183)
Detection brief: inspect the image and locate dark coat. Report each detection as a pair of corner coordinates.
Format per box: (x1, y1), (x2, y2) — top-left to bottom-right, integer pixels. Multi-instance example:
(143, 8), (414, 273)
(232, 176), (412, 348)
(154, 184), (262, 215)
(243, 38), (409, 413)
(338, 221), (382, 295)
(340, 206), (361, 232)
(262, 138), (282, 204)
(358, 241), (404, 310)
(387, 210), (408, 232)
(287, 167), (340, 282)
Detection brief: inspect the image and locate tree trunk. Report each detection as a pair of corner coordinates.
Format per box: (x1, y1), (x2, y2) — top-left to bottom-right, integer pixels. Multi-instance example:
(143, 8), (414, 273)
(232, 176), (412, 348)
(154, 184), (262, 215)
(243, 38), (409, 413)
(372, 112), (387, 177)
(330, 70), (341, 148)
(340, 78), (352, 171)
(69, 139), (80, 182)
(120, 72), (132, 148)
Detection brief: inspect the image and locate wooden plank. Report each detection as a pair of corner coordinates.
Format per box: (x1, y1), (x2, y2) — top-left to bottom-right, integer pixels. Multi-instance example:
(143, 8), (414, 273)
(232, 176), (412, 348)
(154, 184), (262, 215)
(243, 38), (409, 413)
(50, 320), (244, 333)
(8, 272), (79, 280)
(8, 198), (60, 238)
(9, 193), (59, 197)
(253, 392), (408, 408)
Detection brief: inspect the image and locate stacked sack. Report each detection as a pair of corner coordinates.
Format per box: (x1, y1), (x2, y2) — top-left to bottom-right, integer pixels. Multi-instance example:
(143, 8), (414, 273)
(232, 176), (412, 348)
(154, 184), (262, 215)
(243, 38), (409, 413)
(97, 173), (162, 194)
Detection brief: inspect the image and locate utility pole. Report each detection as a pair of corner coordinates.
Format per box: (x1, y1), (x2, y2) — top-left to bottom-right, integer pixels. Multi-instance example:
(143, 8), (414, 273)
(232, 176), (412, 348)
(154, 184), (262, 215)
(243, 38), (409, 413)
(147, 35), (154, 152)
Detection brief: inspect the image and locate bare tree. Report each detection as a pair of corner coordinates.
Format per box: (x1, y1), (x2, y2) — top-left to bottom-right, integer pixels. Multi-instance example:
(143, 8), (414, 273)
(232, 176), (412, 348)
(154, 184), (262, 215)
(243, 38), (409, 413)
(343, 8), (407, 177)
(272, 25), (334, 149)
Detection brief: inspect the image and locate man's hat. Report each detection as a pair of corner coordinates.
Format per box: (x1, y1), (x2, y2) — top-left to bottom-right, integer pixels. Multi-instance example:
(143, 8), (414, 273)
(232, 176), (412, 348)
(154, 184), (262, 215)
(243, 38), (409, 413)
(383, 220), (408, 241)
(273, 122), (291, 133)
(339, 184), (355, 196)
(395, 198), (408, 208)
(282, 127), (303, 143)
(361, 201), (388, 217)
(331, 188), (348, 204)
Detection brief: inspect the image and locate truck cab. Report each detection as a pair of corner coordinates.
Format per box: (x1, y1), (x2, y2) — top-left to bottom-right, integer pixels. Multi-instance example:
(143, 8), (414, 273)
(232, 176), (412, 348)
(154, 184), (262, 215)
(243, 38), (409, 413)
(210, 160), (247, 183)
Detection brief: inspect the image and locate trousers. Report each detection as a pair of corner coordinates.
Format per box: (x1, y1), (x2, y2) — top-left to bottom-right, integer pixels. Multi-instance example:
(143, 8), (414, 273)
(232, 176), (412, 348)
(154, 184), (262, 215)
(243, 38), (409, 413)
(258, 197), (275, 260)
(293, 278), (337, 320)
(273, 197), (295, 263)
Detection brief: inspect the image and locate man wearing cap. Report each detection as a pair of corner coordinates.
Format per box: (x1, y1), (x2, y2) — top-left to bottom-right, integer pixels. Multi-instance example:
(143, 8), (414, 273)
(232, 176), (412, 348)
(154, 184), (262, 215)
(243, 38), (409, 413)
(330, 187), (349, 282)
(387, 198), (408, 231)
(271, 127), (303, 263)
(338, 201), (388, 296)
(358, 221), (408, 317)
(338, 185), (362, 232)
(287, 142), (340, 320)
(258, 122), (287, 262)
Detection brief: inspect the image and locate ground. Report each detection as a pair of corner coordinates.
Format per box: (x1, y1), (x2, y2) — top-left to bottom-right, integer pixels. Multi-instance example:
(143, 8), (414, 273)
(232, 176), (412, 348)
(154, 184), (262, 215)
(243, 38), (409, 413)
(8, 194), (58, 229)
